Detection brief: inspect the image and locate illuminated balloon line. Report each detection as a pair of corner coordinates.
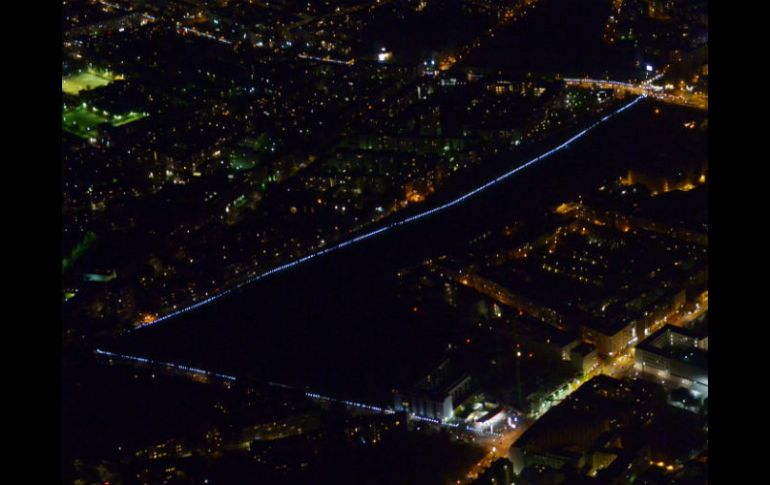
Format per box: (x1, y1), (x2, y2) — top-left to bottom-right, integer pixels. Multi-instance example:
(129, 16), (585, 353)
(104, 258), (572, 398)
(94, 346), (502, 436)
(303, 391), (503, 436)
(132, 96), (645, 333)
(95, 348), (237, 381)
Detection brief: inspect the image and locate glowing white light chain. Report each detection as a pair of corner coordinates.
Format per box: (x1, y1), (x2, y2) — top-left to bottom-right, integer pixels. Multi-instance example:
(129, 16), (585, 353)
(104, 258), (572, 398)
(133, 96), (645, 332)
(297, 53), (355, 66)
(94, 348), (237, 381)
(302, 391), (502, 436)
(94, 347), (503, 435)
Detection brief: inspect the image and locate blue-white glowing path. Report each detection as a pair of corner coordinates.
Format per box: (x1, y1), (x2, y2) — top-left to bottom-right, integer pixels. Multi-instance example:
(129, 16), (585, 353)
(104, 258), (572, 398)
(94, 346), (501, 436)
(134, 96), (645, 333)
(95, 348), (238, 381)
(304, 391), (503, 437)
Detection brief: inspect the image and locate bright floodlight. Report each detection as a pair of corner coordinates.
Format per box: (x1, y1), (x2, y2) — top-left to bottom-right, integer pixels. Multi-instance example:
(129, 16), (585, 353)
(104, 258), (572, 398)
(646, 64), (653, 72)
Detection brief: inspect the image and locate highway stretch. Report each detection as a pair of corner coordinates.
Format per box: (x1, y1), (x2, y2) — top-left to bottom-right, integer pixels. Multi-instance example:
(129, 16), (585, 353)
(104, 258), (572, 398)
(130, 95), (646, 333)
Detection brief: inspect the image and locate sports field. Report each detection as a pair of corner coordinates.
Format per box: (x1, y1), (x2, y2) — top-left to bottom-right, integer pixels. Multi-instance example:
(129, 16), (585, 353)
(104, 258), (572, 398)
(111, 111), (148, 127)
(62, 70), (114, 95)
(63, 104), (149, 139)
(62, 105), (109, 139)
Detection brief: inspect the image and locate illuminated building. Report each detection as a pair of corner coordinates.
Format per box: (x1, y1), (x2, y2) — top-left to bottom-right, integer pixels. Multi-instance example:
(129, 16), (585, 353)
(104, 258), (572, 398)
(508, 375), (669, 477)
(569, 342), (598, 375)
(620, 162), (708, 196)
(580, 315), (636, 358)
(634, 325), (708, 397)
(394, 359), (473, 421)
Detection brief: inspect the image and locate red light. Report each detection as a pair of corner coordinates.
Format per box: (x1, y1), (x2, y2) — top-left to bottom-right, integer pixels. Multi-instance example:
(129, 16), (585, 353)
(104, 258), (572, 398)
(465, 338), (471, 344)
(412, 306), (418, 312)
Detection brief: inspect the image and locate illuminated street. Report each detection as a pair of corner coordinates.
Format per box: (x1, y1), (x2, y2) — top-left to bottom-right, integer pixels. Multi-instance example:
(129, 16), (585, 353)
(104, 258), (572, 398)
(564, 77), (708, 110)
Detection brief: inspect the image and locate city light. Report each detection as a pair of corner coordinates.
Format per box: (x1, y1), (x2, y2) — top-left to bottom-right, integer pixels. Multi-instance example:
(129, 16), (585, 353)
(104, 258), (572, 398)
(64, 1), (708, 479)
(132, 96), (645, 333)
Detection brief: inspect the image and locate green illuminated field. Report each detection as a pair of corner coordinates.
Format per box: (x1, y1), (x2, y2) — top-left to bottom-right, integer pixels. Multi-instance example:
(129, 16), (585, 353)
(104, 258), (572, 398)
(229, 154), (257, 171)
(62, 106), (110, 139)
(62, 70), (115, 95)
(62, 104), (148, 140)
(62, 231), (96, 274)
(111, 111), (149, 127)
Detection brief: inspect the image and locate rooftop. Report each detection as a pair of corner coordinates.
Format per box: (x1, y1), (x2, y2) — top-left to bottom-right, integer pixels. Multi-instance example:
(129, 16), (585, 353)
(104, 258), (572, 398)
(637, 325), (707, 371)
